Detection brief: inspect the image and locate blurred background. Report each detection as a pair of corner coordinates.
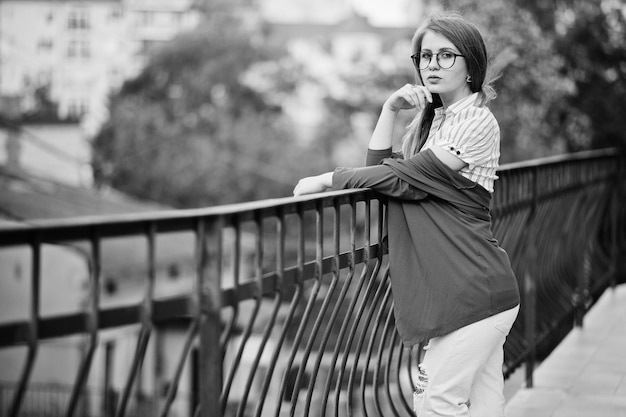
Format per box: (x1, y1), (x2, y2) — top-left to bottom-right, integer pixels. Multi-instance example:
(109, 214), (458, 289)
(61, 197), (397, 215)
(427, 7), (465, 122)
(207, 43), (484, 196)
(0, 2), (625, 416)
(0, 0), (625, 210)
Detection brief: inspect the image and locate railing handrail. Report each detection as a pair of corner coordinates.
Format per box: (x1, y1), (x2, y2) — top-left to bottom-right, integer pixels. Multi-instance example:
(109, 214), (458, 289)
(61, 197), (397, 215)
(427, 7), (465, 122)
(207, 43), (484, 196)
(497, 147), (619, 172)
(0, 189), (372, 243)
(0, 147), (618, 238)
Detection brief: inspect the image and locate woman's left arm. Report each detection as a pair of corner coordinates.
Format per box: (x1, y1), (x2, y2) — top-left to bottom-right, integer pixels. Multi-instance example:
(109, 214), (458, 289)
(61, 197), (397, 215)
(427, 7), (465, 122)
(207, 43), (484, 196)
(293, 165), (429, 200)
(293, 172), (333, 196)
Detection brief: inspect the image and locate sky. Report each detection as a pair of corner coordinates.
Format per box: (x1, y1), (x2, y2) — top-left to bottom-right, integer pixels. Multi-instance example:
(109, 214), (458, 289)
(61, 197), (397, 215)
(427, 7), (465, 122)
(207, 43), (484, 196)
(352, 0), (420, 27)
(260, 0), (422, 27)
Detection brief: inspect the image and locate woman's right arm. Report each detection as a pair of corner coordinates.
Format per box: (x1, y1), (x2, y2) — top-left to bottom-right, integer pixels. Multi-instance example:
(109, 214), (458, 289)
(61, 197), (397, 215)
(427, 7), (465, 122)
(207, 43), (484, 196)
(366, 84), (432, 165)
(368, 104), (400, 151)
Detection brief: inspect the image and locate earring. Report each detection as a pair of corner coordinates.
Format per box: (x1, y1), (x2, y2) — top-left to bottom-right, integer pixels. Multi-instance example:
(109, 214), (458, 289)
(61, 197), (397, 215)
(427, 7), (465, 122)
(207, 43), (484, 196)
(466, 75), (472, 83)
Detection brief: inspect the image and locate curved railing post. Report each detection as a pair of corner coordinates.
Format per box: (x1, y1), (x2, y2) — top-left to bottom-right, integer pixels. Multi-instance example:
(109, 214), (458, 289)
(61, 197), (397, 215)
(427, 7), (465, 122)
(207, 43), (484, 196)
(8, 232), (41, 417)
(523, 166), (538, 389)
(197, 217), (223, 417)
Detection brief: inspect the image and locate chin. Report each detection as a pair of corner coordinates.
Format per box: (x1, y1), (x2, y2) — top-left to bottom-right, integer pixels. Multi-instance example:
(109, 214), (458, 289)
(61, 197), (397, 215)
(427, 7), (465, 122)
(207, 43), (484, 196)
(426, 85), (445, 94)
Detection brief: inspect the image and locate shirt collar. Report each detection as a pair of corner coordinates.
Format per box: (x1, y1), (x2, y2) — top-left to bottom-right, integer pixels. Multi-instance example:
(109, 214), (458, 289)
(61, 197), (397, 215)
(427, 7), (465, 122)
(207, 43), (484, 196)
(434, 92), (480, 116)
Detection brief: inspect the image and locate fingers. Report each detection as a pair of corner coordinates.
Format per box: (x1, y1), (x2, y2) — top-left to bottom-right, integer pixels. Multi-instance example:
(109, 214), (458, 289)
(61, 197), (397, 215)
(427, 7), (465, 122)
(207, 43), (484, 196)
(293, 177), (316, 196)
(390, 84), (433, 111)
(293, 180), (304, 196)
(405, 84), (433, 109)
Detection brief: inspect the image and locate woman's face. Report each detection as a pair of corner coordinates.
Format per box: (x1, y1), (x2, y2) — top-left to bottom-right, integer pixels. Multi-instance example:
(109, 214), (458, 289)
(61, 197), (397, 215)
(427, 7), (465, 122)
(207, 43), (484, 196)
(418, 30), (472, 107)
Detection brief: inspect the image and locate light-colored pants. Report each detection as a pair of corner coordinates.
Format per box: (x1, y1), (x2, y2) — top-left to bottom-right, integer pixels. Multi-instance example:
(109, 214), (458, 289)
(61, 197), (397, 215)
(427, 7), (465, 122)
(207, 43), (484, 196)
(413, 305), (520, 417)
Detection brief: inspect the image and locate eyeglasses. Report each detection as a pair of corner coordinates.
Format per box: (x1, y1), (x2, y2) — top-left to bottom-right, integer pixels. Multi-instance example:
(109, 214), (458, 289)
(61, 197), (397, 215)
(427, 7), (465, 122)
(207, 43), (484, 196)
(411, 51), (465, 70)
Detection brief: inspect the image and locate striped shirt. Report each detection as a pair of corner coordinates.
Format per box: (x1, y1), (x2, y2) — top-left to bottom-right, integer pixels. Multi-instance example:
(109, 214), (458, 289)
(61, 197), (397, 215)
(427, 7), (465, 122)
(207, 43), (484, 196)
(420, 93), (500, 192)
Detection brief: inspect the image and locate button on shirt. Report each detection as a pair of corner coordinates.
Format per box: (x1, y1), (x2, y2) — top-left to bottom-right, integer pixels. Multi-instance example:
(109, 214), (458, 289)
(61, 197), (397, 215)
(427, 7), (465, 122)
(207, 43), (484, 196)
(420, 93), (500, 192)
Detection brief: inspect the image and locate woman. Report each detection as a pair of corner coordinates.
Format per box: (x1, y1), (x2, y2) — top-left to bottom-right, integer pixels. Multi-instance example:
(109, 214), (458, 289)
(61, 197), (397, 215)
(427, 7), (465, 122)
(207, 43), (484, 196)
(293, 12), (520, 417)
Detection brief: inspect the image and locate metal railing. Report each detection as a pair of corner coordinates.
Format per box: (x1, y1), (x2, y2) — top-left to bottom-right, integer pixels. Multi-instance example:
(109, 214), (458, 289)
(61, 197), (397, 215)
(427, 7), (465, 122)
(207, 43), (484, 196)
(0, 148), (623, 417)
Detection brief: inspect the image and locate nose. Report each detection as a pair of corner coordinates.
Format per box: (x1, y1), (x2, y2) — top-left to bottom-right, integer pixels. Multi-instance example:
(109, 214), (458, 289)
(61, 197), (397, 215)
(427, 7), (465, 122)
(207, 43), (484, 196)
(427, 56), (440, 70)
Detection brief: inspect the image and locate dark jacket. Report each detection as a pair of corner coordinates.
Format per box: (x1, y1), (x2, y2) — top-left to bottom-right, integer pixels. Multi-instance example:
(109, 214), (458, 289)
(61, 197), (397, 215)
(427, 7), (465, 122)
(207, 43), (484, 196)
(332, 148), (520, 346)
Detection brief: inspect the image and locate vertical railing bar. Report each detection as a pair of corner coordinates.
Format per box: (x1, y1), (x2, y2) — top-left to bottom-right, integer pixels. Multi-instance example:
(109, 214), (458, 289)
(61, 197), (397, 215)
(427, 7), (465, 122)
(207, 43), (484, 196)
(321, 197), (359, 416)
(159, 319), (199, 417)
(361, 282), (391, 417)
(303, 198), (349, 417)
(9, 233), (41, 417)
(197, 217), (223, 417)
(221, 220), (262, 412)
(255, 207), (301, 417)
(524, 166), (538, 388)
(346, 198), (386, 416)
(356, 270), (391, 417)
(385, 332), (402, 415)
(337, 199), (383, 417)
(382, 316), (403, 417)
(406, 345), (417, 413)
(289, 200), (330, 416)
(66, 229), (101, 417)
(156, 223), (201, 417)
(236, 212), (284, 417)
(114, 222), (156, 417)
(274, 205), (318, 417)
(395, 339), (413, 416)
(573, 185), (607, 324)
(212, 218), (240, 414)
(609, 159), (622, 288)
(219, 221), (241, 349)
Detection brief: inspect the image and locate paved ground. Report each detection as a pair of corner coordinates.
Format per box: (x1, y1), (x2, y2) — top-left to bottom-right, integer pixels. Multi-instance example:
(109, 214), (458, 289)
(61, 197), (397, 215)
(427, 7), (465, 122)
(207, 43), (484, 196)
(505, 284), (626, 417)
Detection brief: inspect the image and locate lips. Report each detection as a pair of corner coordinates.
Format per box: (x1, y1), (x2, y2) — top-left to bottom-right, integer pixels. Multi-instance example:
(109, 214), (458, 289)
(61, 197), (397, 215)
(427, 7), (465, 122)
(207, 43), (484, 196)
(426, 75), (442, 81)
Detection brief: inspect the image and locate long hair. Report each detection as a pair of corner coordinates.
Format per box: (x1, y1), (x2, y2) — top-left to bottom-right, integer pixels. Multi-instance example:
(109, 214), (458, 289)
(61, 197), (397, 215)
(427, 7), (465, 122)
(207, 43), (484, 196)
(401, 12), (497, 158)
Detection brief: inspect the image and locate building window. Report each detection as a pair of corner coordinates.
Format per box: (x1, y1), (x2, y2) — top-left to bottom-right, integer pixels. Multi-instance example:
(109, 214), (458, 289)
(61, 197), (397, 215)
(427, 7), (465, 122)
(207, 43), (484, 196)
(67, 40), (90, 59)
(137, 10), (155, 26)
(68, 8), (90, 30)
(171, 11), (184, 27)
(67, 99), (88, 119)
(109, 6), (123, 20)
(140, 40), (164, 56)
(37, 38), (54, 52)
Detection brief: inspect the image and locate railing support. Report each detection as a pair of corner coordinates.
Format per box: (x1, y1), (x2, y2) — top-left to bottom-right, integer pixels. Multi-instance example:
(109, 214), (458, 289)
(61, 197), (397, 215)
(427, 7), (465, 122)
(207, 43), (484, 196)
(197, 218), (223, 417)
(9, 234), (41, 417)
(523, 167), (538, 389)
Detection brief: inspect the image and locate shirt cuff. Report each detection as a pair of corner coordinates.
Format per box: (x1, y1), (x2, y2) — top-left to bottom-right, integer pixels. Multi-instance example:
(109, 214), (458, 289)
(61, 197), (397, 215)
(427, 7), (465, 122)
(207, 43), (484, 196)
(366, 148), (393, 166)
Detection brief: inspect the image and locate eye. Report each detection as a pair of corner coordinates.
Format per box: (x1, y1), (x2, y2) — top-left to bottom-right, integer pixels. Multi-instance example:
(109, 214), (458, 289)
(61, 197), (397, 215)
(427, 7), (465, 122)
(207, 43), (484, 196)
(420, 51), (432, 60)
(439, 51), (455, 59)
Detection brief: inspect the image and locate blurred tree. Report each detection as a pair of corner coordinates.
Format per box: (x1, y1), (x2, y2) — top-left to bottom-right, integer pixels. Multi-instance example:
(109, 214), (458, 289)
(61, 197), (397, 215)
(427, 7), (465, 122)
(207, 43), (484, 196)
(322, 0), (626, 162)
(307, 0), (591, 164)
(448, 0), (580, 161)
(508, 0), (626, 152)
(92, 6), (321, 207)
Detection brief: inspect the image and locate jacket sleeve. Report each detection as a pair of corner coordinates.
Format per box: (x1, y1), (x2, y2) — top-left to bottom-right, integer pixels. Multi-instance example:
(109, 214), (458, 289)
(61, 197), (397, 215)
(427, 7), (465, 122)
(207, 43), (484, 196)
(332, 165), (428, 200)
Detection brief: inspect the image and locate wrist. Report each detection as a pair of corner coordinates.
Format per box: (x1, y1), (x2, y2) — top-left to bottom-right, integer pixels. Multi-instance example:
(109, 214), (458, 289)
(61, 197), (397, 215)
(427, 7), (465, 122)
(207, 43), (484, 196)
(382, 101), (400, 114)
(320, 172), (334, 188)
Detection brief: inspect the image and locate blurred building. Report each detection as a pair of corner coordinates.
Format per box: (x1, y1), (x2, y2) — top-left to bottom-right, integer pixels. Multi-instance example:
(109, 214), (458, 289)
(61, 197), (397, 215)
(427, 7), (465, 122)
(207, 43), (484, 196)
(0, 0), (200, 136)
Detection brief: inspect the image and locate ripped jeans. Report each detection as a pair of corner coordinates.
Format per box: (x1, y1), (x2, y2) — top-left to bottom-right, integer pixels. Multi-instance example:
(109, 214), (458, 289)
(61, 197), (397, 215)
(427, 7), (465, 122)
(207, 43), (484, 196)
(413, 305), (519, 417)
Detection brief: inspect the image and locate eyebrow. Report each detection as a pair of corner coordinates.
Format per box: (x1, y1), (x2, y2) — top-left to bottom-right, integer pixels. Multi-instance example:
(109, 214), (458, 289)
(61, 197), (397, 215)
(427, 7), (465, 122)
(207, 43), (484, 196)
(420, 47), (460, 53)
